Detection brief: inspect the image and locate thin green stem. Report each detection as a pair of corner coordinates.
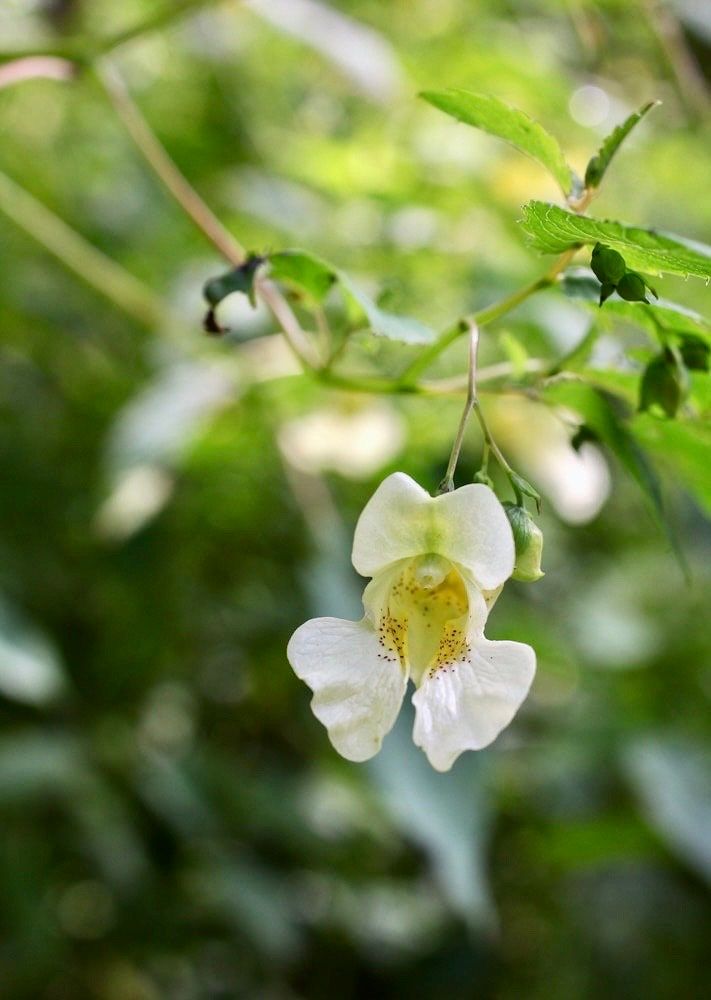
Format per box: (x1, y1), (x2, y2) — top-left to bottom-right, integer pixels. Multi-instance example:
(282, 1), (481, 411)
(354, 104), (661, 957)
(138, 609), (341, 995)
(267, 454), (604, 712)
(0, 168), (166, 329)
(399, 275), (551, 385)
(438, 321), (479, 493)
(398, 248), (579, 386)
(315, 370), (423, 395)
(472, 401), (515, 479)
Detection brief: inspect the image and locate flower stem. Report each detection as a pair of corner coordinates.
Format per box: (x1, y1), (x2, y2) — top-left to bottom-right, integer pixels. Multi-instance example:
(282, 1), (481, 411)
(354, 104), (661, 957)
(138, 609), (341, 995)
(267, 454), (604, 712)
(438, 321), (479, 493)
(399, 248), (579, 386)
(95, 60), (246, 267)
(95, 60), (321, 368)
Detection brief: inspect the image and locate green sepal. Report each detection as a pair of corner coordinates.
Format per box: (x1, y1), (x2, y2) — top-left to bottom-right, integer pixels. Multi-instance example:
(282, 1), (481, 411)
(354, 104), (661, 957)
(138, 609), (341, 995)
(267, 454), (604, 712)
(509, 471), (541, 512)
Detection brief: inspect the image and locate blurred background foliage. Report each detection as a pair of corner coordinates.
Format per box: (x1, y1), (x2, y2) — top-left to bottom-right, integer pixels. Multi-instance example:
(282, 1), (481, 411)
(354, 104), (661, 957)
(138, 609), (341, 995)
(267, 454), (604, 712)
(1, 0), (710, 997)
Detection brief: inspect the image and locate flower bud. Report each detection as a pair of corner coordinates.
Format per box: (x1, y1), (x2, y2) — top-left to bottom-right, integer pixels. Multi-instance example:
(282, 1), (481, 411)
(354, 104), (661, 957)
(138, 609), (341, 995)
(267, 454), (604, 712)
(503, 503), (545, 583)
(639, 349), (689, 418)
(617, 271), (649, 303)
(679, 335), (710, 372)
(591, 243), (627, 284)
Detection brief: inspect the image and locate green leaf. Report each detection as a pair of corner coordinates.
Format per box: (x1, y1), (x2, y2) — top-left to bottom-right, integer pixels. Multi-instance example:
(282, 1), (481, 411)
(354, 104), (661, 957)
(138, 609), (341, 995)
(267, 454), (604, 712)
(0, 597), (66, 706)
(585, 101), (660, 189)
(370, 703), (494, 928)
(520, 202), (711, 279)
(337, 271), (435, 344)
(498, 330), (528, 378)
(421, 89), (576, 196)
(268, 250), (336, 302)
(633, 414), (711, 516)
(267, 249), (435, 344)
(623, 737), (711, 886)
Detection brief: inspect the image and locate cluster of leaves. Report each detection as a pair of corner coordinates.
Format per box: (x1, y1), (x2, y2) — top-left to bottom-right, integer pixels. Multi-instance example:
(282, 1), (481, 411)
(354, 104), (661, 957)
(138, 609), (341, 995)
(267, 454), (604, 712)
(202, 89), (711, 554)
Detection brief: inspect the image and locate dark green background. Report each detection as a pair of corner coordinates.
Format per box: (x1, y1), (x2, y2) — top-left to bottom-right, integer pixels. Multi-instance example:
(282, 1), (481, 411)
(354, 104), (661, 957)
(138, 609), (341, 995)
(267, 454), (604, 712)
(1, 1), (710, 997)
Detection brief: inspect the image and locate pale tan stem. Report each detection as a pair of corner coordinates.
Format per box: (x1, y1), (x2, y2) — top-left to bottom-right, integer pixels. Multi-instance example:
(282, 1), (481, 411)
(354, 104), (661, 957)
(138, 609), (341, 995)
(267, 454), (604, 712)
(96, 60), (246, 266)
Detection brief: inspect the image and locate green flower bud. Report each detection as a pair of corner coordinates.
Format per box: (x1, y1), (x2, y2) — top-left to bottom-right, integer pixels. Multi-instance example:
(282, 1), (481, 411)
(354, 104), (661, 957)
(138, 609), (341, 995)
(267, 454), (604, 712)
(679, 335), (710, 372)
(639, 349), (689, 418)
(599, 282), (616, 306)
(503, 503), (545, 583)
(591, 243), (627, 284)
(617, 271), (649, 303)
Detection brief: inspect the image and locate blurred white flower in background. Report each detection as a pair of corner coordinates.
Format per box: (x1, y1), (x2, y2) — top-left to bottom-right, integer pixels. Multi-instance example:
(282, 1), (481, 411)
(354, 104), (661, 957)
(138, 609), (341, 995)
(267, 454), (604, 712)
(278, 403), (405, 479)
(491, 396), (611, 524)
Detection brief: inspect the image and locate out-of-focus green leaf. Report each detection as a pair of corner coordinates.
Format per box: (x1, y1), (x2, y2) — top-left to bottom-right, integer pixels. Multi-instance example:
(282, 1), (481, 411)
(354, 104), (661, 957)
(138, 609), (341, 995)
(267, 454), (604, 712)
(521, 202), (711, 279)
(269, 249), (337, 302)
(369, 703), (494, 928)
(499, 330), (528, 378)
(633, 414), (711, 515)
(421, 89), (576, 195)
(189, 854), (301, 960)
(0, 598), (66, 706)
(543, 381), (665, 525)
(531, 815), (663, 870)
(0, 733), (85, 801)
(584, 102), (660, 189)
(267, 248), (434, 343)
(623, 737), (711, 885)
(337, 270), (435, 343)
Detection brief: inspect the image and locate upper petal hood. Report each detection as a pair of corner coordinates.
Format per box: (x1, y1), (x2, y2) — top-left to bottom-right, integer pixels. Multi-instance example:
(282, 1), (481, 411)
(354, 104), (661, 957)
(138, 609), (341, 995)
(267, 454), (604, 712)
(352, 472), (515, 590)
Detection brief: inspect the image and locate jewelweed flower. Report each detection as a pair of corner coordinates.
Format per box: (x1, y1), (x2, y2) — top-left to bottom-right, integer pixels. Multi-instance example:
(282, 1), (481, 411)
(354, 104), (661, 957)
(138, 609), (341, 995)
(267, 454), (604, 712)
(287, 473), (536, 771)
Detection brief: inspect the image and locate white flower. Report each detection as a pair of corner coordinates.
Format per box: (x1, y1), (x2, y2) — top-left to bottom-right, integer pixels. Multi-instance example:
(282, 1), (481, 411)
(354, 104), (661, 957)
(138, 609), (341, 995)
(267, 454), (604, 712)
(287, 473), (536, 771)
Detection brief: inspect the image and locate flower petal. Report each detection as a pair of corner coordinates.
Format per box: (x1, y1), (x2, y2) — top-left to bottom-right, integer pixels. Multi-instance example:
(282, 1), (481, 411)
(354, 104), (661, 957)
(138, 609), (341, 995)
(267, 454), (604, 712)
(287, 617), (408, 762)
(352, 473), (514, 589)
(351, 473), (432, 577)
(412, 637), (536, 771)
